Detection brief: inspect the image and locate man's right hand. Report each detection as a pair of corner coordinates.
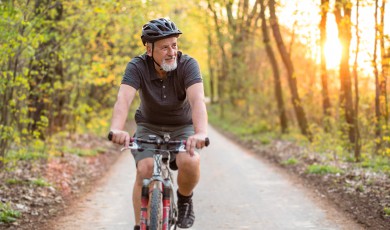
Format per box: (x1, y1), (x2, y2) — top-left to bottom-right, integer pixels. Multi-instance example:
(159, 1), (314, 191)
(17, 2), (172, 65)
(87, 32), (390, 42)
(108, 130), (131, 147)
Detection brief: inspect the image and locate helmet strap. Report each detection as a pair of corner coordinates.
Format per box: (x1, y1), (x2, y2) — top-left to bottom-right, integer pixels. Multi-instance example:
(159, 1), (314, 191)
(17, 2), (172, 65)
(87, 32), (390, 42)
(151, 43), (163, 71)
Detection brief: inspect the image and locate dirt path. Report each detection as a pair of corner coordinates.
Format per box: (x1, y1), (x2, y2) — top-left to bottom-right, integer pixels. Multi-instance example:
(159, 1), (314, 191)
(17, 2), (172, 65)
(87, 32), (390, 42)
(48, 125), (362, 230)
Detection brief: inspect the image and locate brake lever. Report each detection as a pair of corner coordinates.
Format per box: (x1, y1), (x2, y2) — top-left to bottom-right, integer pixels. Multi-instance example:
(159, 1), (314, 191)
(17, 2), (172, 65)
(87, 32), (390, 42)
(120, 142), (139, 152)
(178, 144), (186, 152)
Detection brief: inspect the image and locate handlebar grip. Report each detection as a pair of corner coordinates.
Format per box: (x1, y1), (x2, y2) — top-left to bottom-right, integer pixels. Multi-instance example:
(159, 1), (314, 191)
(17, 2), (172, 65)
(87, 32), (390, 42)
(108, 131), (113, 141)
(205, 137), (210, 147)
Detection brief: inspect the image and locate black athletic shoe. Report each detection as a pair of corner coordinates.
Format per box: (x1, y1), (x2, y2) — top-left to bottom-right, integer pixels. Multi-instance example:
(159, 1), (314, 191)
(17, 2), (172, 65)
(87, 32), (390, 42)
(177, 191), (195, 228)
(134, 225), (140, 230)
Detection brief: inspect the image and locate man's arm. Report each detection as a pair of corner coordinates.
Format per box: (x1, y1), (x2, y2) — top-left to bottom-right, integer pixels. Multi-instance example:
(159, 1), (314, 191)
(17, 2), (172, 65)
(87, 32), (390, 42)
(110, 84), (137, 146)
(186, 82), (208, 155)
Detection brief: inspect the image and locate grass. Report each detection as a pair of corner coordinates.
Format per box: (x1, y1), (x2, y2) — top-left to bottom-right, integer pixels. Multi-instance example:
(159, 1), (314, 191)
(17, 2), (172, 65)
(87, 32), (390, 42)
(360, 156), (390, 175)
(5, 151), (47, 161)
(384, 207), (390, 216)
(6, 178), (51, 187)
(306, 164), (344, 175)
(282, 157), (299, 166)
(0, 202), (21, 224)
(60, 146), (99, 157)
(207, 104), (278, 144)
(30, 178), (51, 187)
(5, 179), (25, 185)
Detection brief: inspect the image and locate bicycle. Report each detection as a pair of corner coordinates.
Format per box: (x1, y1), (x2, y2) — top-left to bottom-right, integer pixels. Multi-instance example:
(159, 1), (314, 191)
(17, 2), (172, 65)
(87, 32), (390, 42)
(108, 132), (209, 230)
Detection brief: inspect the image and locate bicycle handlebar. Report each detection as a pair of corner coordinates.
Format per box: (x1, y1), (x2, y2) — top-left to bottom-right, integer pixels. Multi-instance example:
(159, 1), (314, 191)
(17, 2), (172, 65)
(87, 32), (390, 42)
(107, 131), (210, 147)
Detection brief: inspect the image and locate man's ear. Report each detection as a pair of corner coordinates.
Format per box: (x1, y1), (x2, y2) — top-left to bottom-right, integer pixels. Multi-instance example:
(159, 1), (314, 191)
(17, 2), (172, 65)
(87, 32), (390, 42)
(146, 43), (152, 56)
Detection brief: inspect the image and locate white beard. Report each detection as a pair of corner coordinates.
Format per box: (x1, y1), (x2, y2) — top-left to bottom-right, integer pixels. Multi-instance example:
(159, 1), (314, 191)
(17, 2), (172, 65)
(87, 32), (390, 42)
(161, 58), (177, 72)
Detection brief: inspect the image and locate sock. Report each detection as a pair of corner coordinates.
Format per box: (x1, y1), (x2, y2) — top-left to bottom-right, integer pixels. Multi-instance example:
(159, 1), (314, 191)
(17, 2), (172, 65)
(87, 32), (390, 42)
(177, 190), (193, 201)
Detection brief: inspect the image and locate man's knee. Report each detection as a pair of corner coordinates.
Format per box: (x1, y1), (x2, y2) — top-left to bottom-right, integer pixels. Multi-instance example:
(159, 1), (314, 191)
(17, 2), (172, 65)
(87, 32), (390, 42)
(135, 158), (154, 185)
(176, 153), (200, 172)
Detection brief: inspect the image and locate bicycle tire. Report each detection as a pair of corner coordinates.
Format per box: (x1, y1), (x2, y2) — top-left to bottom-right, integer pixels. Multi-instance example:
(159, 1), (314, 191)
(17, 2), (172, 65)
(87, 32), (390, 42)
(150, 187), (162, 230)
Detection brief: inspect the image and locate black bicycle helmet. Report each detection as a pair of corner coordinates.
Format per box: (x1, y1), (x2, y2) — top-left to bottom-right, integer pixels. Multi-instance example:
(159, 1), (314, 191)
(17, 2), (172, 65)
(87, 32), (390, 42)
(141, 18), (182, 45)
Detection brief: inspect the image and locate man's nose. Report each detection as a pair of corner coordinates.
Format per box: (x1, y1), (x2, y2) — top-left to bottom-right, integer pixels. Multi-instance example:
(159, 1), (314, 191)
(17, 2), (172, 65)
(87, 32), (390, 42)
(167, 47), (175, 55)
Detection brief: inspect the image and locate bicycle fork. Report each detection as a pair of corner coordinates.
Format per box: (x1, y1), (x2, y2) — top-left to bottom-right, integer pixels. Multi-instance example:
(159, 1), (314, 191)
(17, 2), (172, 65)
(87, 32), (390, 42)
(162, 179), (172, 230)
(140, 183), (149, 230)
(140, 179), (173, 230)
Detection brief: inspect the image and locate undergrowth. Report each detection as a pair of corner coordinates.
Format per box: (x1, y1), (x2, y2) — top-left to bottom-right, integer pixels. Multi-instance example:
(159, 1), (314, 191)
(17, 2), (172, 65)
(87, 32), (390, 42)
(0, 202), (20, 224)
(306, 164), (344, 175)
(207, 104), (390, 174)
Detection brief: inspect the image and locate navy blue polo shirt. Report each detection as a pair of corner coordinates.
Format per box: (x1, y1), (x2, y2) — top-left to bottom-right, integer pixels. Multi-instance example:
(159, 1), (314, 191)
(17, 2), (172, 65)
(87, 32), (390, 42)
(121, 51), (202, 126)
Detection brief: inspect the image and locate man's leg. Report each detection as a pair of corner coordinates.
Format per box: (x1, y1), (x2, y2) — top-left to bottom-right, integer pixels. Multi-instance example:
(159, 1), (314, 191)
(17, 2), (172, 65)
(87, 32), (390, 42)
(175, 152), (200, 228)
(176, 152), (200, 195)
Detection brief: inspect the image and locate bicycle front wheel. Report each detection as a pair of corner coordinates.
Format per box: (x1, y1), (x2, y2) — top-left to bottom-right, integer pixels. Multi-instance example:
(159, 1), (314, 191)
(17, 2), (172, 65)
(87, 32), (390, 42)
(150, 187), (162, 230)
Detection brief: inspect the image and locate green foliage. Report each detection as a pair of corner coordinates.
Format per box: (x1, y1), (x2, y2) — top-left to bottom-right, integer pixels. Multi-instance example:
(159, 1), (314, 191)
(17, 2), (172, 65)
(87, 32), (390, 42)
(60, 146), (99, 157)
(5, 139), (48, 161)
(0, 0), (152, 161)
(5, 178), (24, 185)
(0, 202), (21, 224)
(360, 156), (390, 174)
(30, 178), (51, 187)
(308, 122), (351, 161)
(282, 157), (299, 166)
(384, 207), (390, 216)
(1, 0), (389, 177)
(0, 0), (212, 164)
(5, 178), (51, 187)
(306, 164), (343, 175)
(208, 104), (275, 141)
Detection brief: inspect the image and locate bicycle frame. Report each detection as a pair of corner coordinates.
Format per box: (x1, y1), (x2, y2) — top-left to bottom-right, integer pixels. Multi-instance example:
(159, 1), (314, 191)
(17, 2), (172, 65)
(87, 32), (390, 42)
(128, 136), (184, 230)
(140, 151), (175, 230)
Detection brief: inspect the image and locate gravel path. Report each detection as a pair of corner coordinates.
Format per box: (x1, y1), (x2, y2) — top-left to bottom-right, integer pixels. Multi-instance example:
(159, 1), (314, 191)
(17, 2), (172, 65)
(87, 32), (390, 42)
(49, 125), (361, 230)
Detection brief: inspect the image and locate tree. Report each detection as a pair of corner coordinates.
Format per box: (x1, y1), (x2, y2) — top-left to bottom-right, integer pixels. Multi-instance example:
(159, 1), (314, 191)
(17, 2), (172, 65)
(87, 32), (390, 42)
(27, 0), (64, 138)
(374, 0), (389, 152)
(319, 0), (332, 131)
(0, 0), (150, 165)
(352, 0), (361, 161)
(259, 0), (287, 133)
(268, 0), (311, 139)
(334, 0), (356, 146)
(207, 1), (230, 118)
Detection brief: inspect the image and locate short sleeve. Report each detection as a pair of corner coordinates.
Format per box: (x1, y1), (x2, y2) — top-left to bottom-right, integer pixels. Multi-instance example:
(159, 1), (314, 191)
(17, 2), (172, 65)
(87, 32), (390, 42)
(182, 57), (202, 89)
(121, 61), (141, 90)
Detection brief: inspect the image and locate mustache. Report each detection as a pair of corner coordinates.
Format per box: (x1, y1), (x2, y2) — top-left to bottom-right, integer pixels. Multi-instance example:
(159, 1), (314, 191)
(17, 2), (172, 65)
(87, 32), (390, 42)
(166, 56), (176, 60)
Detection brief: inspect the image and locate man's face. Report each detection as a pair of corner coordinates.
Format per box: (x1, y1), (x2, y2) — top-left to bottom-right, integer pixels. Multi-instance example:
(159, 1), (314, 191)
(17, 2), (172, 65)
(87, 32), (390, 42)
(147, 36), (178, 72)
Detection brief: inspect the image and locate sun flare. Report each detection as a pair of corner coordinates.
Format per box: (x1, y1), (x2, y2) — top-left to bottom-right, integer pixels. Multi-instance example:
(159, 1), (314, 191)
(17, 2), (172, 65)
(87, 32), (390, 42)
(324, 13), (342, 70)
(324, 38), (342, 70)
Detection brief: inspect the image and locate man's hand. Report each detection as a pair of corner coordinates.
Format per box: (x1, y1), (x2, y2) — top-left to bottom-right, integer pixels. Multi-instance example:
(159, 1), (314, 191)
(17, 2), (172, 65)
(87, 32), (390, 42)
(109, 129), (131, 147)
(186, 133), (208, 156)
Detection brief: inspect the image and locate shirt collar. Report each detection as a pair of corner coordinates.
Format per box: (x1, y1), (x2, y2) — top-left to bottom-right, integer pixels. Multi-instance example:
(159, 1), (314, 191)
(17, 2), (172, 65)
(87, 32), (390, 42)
(147, 56), (175, 81)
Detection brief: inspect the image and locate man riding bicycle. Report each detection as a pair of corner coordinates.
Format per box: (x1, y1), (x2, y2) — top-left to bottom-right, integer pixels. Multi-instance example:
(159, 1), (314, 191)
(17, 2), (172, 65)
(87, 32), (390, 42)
(108, 18), (208, 230)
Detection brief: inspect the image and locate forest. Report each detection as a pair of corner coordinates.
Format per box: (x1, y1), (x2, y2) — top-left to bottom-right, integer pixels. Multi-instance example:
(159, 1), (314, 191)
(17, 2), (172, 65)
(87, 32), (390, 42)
(1, 0), (390, 227)
(1, 0), (390, 177)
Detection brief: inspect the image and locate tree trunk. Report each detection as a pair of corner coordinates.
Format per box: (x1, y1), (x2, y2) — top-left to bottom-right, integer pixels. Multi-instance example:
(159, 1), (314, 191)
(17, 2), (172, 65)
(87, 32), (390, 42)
(208, 1), (229, 118)
(372, 0), (388, 153)
(207, 30), (217, 104)
(334, 0), (355, 145)
(268, 0), (311, 139)
(379, 0), (388, 146)
(352, 0), (361, 161)
(259, 0), (288, 133)
(379, 0), (388, 124)
(320, 0), (332, 131)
